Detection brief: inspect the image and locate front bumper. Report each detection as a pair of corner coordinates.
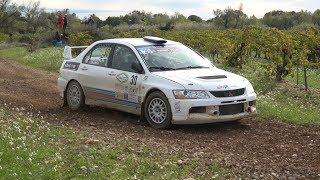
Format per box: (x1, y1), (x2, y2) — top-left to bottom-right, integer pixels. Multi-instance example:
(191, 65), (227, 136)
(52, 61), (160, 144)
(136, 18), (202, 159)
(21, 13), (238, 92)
(173, 111), (256, 124)
(169, 95), (257, 124)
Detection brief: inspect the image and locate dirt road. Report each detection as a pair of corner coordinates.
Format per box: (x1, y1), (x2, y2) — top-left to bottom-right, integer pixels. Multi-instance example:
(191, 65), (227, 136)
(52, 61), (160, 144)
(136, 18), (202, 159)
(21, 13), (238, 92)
(0, 59), (319, 179)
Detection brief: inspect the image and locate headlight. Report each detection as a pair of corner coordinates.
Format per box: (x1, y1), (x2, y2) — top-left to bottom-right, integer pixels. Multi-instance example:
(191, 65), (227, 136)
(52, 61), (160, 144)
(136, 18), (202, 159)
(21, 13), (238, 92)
(173, 90), (210, 99)
(243, 78), (255, 94)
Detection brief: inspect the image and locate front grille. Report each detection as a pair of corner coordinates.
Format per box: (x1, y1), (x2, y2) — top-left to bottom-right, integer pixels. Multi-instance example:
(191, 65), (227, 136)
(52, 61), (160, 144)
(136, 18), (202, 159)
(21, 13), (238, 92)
(210, 88), (245, 97)
(219, 103), (244, 115)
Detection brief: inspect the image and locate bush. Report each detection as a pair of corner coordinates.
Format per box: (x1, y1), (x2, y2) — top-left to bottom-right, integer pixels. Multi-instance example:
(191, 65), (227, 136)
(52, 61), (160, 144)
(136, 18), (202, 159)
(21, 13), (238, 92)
(18, 29), (55, 52)
(0, 33), (9, 43)
(174, 22), (213, 30)
(69, 32), (94, 46)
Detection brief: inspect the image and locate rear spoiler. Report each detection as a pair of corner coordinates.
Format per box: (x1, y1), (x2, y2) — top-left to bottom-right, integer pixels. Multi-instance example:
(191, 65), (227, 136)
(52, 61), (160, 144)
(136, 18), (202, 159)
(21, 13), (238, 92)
(63, 46), (88, 60)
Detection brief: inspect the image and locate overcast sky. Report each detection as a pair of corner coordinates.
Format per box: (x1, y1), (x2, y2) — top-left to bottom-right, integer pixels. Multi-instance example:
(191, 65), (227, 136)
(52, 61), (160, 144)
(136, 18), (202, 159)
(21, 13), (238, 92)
(11, 0), (320, 20)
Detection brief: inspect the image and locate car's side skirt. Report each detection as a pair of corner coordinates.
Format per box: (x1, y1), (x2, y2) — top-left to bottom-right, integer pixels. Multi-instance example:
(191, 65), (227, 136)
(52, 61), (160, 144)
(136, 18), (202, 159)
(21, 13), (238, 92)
(86, 98), (141, 115)
(83, 86), (141, 115)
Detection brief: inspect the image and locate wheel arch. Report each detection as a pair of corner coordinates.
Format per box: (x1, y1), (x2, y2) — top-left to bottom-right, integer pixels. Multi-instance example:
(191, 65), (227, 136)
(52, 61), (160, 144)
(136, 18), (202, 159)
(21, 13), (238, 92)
(63, 79), (84, 104)
(141, 87), (173, 129)
(140, 88), (167, 119)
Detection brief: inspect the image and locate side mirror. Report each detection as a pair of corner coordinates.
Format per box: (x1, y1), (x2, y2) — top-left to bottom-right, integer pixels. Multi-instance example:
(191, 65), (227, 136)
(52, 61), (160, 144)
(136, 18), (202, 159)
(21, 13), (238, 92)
(131, 63), (144, 74)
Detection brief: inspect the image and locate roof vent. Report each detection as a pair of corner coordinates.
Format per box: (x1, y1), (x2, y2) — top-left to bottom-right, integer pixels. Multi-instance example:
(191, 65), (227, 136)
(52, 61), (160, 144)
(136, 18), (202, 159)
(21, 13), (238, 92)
(143, 36), (167, 44)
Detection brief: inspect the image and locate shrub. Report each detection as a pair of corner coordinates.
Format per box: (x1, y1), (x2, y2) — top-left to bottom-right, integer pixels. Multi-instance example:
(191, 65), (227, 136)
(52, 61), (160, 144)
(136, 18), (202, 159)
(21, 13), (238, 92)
(69, 32), (94, 46)
(0, 33), (9, 43)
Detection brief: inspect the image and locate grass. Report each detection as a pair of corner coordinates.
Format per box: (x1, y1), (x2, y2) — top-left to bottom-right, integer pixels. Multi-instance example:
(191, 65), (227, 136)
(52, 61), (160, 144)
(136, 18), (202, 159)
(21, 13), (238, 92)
(0, 46), (63, 71)
(258, 87), (320, 125)
(286, 69), (320, 89)
(222, 59), (320, 125)
(0, 108), (224, 179)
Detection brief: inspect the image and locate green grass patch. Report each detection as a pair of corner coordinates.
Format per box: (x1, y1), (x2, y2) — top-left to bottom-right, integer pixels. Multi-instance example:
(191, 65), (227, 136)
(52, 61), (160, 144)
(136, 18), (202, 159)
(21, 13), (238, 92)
(0, 109), (224, 179)
(0, 47), (63, 71)
(286, 69), (320, 89)
(219, 59), (320, 125)
(257, 89), (320, 125)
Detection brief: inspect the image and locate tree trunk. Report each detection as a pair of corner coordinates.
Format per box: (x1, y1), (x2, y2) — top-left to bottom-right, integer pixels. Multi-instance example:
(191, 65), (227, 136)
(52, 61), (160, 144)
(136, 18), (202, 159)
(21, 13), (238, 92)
(303, 66), (308, 90)
(276, 65), (283, 82)
(296, 66), (299, 85)
(275, 52), (290, 82)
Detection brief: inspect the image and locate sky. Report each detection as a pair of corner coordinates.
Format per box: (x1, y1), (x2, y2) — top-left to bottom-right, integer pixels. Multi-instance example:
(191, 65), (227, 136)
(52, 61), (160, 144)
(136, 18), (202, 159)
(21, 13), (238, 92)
(11, 0), (320, 20)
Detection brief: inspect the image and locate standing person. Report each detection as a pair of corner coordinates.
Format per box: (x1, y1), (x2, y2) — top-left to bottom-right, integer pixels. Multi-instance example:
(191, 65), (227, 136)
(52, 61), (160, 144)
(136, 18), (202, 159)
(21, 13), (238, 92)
(56, 12), (64, 33)
(63, 14), (68, 34)
(52, 31), (62, 47)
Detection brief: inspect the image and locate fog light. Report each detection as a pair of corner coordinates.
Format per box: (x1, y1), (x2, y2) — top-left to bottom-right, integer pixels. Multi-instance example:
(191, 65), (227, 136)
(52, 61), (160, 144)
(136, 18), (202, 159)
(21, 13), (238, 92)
(247, 106), (256, 113)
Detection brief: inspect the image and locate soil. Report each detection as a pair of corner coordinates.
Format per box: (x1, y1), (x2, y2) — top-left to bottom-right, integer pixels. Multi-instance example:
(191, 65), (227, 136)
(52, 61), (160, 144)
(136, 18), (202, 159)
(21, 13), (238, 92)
(0, 59), (319, 179)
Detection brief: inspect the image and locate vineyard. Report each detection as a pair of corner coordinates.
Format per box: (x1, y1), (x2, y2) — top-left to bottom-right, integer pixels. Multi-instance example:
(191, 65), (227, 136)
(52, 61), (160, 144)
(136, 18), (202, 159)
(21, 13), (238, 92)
(104, 27), (318, 86)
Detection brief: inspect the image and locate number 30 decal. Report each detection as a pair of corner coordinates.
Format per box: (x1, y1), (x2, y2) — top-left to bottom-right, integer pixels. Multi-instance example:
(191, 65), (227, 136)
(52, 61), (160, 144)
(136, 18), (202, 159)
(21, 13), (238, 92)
(130, 75), (138, 85)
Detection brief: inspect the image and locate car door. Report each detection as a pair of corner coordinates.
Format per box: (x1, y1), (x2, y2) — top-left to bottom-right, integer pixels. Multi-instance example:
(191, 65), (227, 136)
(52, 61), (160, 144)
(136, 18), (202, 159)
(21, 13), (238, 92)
(77, 43), (114, 102)
(106, 44), (145, 114)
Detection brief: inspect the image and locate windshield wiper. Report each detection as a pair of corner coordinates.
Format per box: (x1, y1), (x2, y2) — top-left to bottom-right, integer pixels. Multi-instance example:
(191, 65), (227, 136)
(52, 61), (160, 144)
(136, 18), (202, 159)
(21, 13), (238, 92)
(175, 66), (210, 70)
(149, 66), (176, 71)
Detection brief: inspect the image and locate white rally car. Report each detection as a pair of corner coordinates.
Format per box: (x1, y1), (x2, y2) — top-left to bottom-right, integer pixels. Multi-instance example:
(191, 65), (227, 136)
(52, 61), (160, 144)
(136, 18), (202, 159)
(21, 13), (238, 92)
(58, 36), (257, 129)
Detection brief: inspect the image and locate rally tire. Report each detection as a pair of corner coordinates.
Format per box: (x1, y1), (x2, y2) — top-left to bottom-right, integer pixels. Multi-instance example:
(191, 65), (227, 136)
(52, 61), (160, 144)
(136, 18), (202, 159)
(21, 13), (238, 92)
(144, 91), (172, 129)
(66, 81), (85, 110)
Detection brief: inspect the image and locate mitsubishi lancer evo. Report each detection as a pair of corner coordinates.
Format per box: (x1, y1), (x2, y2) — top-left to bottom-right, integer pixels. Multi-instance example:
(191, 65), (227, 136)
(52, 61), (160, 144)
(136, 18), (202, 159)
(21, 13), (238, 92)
(58, 36), (257, 129)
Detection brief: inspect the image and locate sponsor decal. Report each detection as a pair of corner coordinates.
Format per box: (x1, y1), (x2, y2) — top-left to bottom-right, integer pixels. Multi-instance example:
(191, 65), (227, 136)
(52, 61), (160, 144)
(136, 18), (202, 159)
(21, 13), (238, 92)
(114, 73), (140, 104)
(116, 73), (129, 83)
(128, 94), (139, 103)
(84, 86), (141, 108)
(174, 102), (181, 112)
(217, 85), (229, 90)
(115, 83), (125, 92)
(124, 93), (128, 100)
(128, 87), (137, 94)
(130, 75), (138, 85)
(115, 92), (122, 99)
(63, 62), (80, 71)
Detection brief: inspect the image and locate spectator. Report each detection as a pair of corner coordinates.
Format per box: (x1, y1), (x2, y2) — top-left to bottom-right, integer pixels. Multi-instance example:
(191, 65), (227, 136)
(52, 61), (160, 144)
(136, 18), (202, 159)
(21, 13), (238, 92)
(57, 12), (64, 33)
(52, 31), (63, 47)
(63, 14), (68, 34)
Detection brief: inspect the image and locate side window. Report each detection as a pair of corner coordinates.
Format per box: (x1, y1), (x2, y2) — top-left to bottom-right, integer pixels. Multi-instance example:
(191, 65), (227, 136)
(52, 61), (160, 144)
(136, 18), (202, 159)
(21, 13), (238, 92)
(83, 44), (112, 67)
(111, 45), (142, 73)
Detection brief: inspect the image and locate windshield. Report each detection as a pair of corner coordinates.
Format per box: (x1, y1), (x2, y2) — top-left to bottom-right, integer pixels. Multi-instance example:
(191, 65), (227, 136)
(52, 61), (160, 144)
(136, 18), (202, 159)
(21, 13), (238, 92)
(136, 44), (212, 72)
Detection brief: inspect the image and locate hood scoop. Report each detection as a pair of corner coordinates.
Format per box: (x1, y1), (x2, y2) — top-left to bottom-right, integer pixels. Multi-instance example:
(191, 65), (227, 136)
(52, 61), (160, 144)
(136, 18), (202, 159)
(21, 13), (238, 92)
(197, 75), (227, 80)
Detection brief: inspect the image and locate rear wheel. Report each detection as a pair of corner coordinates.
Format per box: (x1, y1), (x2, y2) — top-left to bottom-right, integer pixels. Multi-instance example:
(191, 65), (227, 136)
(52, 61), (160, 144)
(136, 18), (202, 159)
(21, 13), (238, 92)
(144, 91), (172, 129)
(66, 81), (85, 110)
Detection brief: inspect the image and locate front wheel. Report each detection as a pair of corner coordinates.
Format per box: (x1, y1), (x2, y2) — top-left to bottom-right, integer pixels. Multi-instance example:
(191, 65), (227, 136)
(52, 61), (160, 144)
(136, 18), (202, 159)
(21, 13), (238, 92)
(144, 91), (172, 129)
